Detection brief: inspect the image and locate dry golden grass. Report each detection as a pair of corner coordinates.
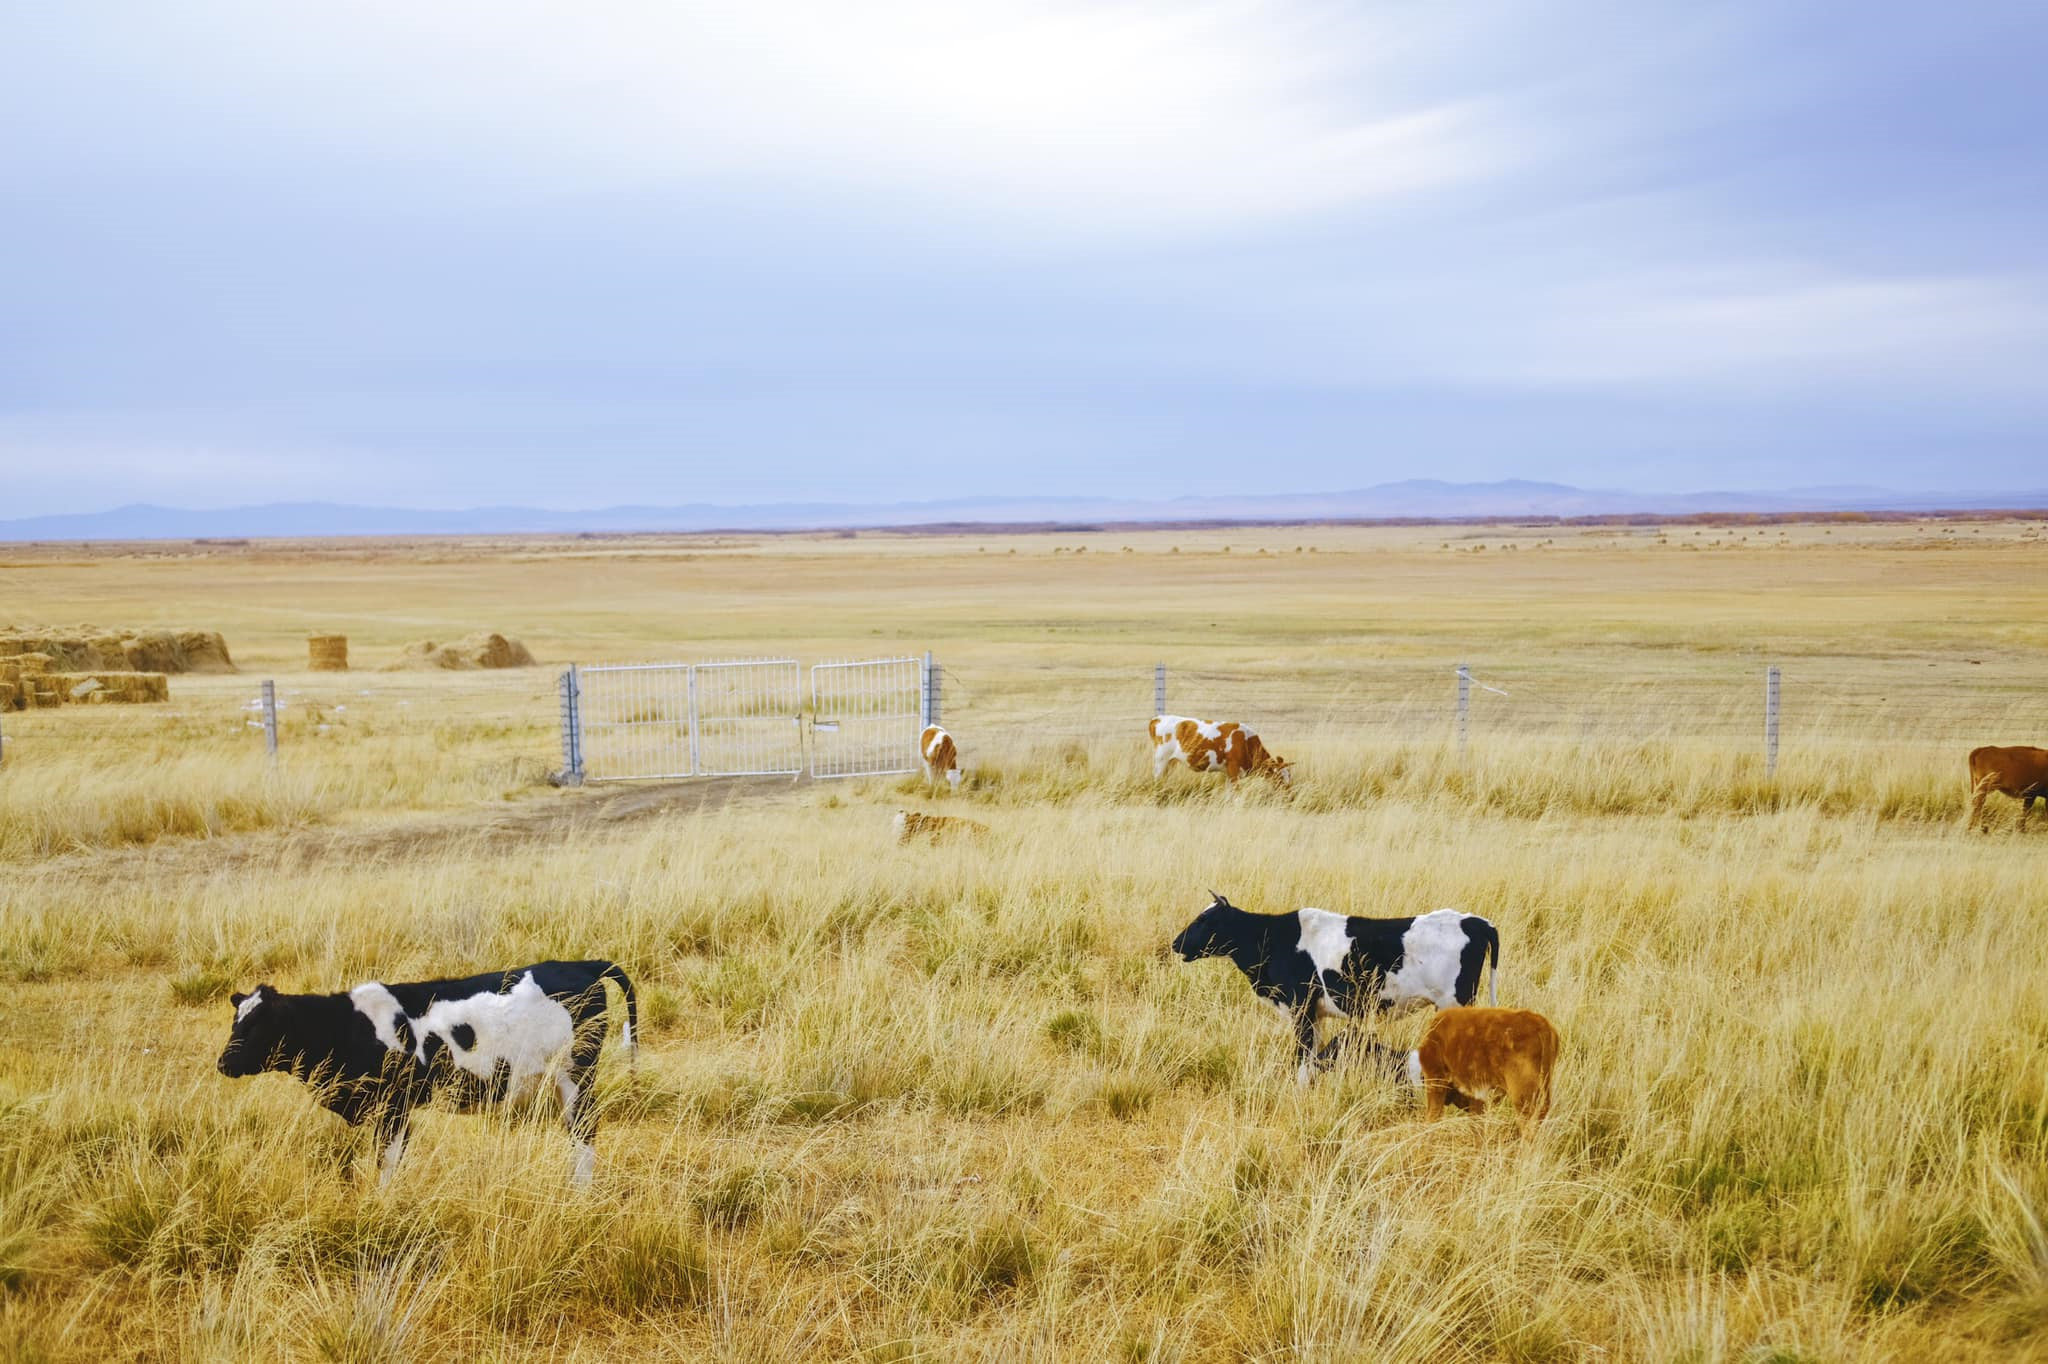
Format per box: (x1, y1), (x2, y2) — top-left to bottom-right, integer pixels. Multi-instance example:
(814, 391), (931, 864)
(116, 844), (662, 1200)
(1, 521), (2046, 1361)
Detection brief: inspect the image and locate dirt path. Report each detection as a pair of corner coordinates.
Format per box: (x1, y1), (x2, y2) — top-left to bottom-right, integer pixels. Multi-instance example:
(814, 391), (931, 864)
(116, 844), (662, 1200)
(13, 776), (810, 886)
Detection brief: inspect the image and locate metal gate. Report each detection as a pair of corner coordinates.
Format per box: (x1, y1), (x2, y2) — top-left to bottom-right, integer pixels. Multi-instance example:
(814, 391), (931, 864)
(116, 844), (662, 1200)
(572, 659), (802, 781)
(810, 656), (926, 779)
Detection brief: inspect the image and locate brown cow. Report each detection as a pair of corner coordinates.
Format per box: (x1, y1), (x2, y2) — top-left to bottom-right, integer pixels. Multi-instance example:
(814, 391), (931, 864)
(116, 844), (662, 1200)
(1966, 745), (2048, 832)
(1148, 714), (1292, 785)
(1389, 1007), (1559, 1141)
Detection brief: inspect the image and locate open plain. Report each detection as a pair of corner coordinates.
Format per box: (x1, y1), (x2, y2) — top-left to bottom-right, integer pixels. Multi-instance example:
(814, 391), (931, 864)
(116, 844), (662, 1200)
(2, 519), (2046, 1361)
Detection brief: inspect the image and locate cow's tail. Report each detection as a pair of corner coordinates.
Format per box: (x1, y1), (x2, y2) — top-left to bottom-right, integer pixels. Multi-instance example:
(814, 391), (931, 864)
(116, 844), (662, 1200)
(598, 962), (639, 1061)
(1480, 919), (1501, 1006)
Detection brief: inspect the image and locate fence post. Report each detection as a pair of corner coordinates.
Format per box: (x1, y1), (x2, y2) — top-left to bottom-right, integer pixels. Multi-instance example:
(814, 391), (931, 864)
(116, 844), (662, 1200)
(1455, 664), (1471, 755)
(923, 651), (940, 728)
(556, 667), (585, 784)
(261, 679), (278, 761)
(1764, 665), (1780, 779)
(1154, 662), (1166, 716)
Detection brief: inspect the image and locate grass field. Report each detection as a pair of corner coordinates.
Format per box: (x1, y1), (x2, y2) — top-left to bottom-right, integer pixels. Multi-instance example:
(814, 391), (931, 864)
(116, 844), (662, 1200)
(2, 520), (2046, 1361)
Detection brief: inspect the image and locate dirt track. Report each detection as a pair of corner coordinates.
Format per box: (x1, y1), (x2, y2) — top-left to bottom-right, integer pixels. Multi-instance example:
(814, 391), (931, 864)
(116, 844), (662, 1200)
(14, 775), (808, 886)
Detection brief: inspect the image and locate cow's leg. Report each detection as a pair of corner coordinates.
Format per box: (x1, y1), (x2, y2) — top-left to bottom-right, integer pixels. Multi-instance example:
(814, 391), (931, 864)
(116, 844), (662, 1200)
(1314, 1030), (1351, 1070)
(1421, 1077), (1449, 1122)
(1970, 779), (1993, 832)
(1152, 746), (1172, 780)
(1291, 1009), (1321, 1087)
(559, 1015), (606, 1189)
(372, 1104), (411, 1189)
(2021, 795), (2036, 832)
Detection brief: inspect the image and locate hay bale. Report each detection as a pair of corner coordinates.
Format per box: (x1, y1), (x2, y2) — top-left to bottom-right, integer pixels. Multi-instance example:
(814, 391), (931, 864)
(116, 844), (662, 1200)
(68, 677), (104, 701)
(0, 629), (233, 674)
(0, 680), (17, 710)
(386, 631), (537, 671)
(307, 634), (349, 671)
(14, 653), (52, 677)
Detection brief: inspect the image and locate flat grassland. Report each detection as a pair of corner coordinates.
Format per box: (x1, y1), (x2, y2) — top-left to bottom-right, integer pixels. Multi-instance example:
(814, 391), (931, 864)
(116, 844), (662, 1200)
(2, 521), (2046, 1361)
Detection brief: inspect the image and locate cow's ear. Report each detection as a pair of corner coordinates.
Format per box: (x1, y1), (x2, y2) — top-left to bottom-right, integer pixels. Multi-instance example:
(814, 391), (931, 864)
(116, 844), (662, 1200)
(229, 991), (246, 1007)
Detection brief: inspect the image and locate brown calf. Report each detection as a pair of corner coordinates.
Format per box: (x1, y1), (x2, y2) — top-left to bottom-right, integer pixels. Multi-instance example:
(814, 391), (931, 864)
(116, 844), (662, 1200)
(1409, 1007), (1559, 1140)
(892, 810), (989, 844)
(1967, 745), (2048, 832)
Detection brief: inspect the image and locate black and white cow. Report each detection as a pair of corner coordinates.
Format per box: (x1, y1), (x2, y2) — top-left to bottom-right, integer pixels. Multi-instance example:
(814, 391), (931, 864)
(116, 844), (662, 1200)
(1170, 893), (1499, 1084)
(216, 959), (636, 1187)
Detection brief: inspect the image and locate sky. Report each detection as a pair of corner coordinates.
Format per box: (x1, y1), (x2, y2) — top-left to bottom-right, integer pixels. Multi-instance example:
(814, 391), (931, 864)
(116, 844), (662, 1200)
(3, 1), (2045, 517)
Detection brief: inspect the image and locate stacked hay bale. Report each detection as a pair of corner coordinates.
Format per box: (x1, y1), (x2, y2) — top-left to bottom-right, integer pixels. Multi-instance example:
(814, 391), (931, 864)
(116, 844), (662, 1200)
(0, 627), (233, 674)
(0, 631), (183, 708)
(2, 653), (62, 709)
(307, 634), (349, 671)
(51, 672), (171, 704)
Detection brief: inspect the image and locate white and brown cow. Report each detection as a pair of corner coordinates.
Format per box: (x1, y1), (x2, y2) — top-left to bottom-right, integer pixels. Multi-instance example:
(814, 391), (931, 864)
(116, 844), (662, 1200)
(1149, 714), (1291, 785)
(217, 959), (636, 1188)
(920, 724), (961, 791)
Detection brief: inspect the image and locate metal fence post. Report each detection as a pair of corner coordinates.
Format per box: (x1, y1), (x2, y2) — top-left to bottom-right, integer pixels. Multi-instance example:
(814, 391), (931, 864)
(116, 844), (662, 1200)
(1154, 662), (1166, 716)
(556, 667), (585, 784)
(1456, 664), (1471, 755)
(1764, 665), (1780, 779)
(261, 679), (278, 761)
(922, 651), (939, 728)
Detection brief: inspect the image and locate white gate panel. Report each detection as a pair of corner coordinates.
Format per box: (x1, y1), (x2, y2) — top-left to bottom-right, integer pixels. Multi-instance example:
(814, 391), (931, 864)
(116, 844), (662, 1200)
(811, 656), (924, 778)
(694, 659), (804, 776)
(578, 663), (695, 781)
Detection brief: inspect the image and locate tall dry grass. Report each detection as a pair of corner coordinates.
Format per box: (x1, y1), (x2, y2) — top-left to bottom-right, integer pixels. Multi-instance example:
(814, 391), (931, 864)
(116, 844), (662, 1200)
(2, 768), (2044, 1360)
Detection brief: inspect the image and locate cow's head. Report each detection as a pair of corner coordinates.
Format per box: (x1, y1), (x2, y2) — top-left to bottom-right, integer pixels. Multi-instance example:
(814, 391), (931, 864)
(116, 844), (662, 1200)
(1171, 891), (1240, 961)
(1259, 753), (1294, 787)
(218, 985), (291, 1077)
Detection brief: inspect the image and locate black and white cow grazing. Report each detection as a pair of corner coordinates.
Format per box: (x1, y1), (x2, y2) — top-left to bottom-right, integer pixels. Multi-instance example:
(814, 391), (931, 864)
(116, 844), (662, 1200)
(1170, 893), (1499, 1085)
(216, 959), (636, 1188)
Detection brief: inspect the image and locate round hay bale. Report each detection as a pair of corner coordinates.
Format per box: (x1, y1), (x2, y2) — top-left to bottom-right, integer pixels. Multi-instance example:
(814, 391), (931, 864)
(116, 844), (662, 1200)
(307, 634), (349, 671)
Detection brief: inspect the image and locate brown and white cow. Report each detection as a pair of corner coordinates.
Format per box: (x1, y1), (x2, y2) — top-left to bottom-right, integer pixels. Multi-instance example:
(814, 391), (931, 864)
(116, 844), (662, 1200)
(1967, 745), (2048, 832)
(1376, 1006), (1559, 1141)
(1148, 714), (1291, 785)
(920, 725), (961, 791)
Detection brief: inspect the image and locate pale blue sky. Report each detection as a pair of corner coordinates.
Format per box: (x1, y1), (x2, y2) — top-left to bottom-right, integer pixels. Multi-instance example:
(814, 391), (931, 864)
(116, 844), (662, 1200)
(3, 1), (2044, 516)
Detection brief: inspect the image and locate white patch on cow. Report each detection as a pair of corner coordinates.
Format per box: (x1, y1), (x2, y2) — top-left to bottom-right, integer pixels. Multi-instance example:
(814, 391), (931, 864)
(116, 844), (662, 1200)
(235, 989), (266, 1023)
(1296, 908), (1353, 1018)
(349, 982), (410, 1053)
(1294, 1061), (1314, 1088)
(1195, 719), (1222, 739)
(412, 971), (575, 1106)
(572, 1141), (596, 1189)
(891, 810), (907, 839)
(1382, 909), (1472, 1010)
(946, 769), (961, 789)
(378, 1126), (408, 1187)
(1405, 1050), (1423, 1090)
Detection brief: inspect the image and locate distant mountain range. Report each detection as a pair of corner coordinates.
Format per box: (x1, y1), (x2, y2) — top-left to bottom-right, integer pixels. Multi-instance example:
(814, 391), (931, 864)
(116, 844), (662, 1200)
(6, 480), (2048, 541)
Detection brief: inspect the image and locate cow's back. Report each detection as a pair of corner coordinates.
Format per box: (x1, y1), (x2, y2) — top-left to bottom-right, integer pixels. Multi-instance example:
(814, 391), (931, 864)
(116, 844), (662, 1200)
(1970, 745), (2048, 792)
